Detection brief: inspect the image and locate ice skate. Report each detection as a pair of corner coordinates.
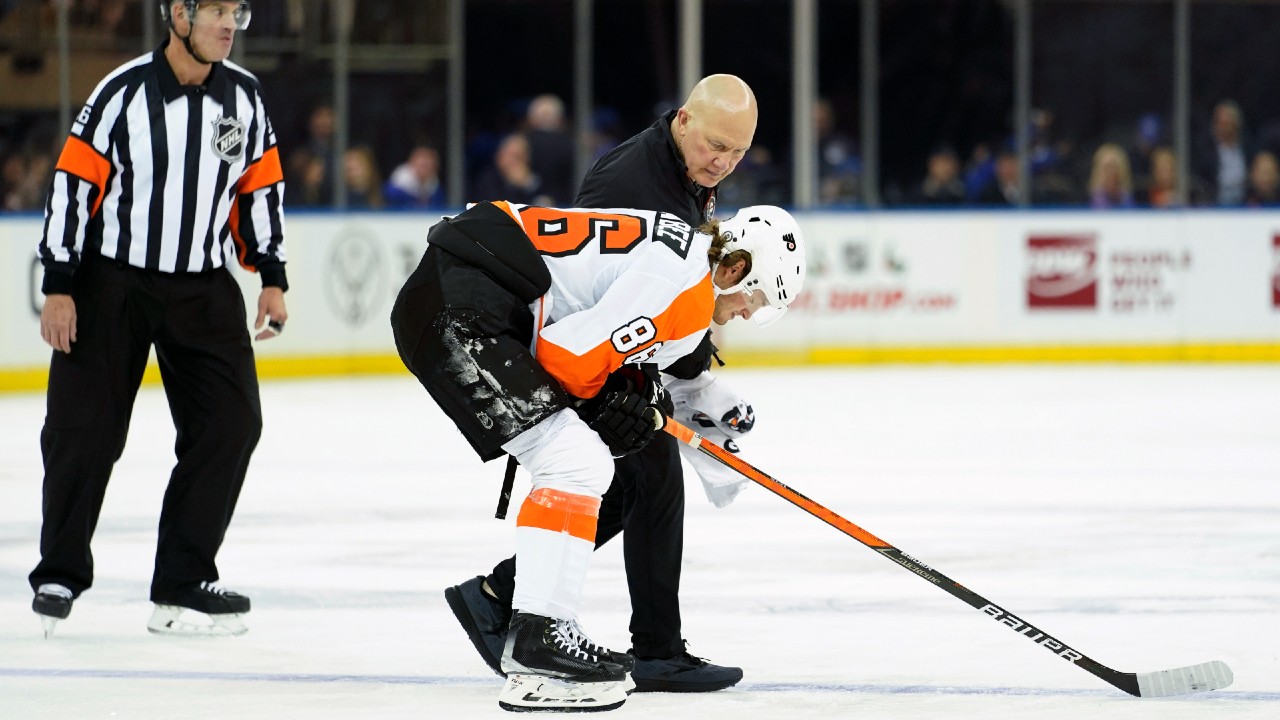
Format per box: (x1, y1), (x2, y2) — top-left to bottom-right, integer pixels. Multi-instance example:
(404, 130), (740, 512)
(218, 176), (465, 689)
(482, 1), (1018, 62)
(147, 581), (250, 637)
(564, 618), (636, 694)
(32, 584), (73, 639)
(497, 611), (629, 712)
(444, 575), (511, 676)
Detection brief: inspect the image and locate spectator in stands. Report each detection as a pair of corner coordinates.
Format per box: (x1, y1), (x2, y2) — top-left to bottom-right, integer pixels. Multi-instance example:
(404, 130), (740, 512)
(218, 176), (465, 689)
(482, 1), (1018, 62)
(1138, 146), (1178, 208)
(2, 149), (52, 212)
(472, 133), (550, 206)
(1194, 100), (1252, 206)
(587, 106), (623, 164)
(908, 146), (966, 205)
(1128, 113), (1165, 180)
(384, 144), (446, 209)
(1028, 108), (1074, 178)
(963, 142), (996, 203)
(717, 145), (786, 208)
(1088, 143), (1135, 209)
(285, 148), (326, 207)
(523, 94), (575, 206)
(342, 146), (385, 209)
(1246, 151), (1280, 207)
(300, 103), (336, 204)
(977, 149), (1020, 206)
(814, 98), (861, 205)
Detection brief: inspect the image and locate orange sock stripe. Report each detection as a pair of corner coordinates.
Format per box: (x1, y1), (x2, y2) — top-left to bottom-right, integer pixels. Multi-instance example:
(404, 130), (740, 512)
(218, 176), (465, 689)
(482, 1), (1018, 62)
(516, 488), (600, 542)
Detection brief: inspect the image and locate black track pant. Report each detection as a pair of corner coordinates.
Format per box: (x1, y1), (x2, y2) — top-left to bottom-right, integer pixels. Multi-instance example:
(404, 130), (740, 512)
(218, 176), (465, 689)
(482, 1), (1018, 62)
(486, 432), (686, 659)
(29, 254), (262, 602)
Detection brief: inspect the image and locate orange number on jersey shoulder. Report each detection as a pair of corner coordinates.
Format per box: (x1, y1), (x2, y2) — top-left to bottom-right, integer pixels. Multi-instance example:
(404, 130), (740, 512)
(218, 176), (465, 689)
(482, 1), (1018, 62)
(519, 207), (648, 256)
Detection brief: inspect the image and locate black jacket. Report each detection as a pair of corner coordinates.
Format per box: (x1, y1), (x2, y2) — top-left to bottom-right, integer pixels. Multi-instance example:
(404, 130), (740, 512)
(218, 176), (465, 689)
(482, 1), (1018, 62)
(576, 110), (717, 227)
(575, 109), (718, 379)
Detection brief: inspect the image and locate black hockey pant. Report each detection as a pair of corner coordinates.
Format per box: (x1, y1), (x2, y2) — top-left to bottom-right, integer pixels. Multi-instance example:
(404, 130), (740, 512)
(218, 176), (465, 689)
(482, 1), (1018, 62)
(390, 246), (571, 463)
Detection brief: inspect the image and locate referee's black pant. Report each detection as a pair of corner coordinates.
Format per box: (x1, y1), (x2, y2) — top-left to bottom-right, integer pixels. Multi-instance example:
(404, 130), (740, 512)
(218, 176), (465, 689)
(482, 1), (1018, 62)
(487, 435), (686, 659)
(29, 253), (263, 602)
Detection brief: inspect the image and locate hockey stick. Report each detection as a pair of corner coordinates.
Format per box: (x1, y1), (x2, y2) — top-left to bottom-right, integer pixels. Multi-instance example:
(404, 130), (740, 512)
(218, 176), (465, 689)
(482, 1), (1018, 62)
(663, 418), (1232, 698)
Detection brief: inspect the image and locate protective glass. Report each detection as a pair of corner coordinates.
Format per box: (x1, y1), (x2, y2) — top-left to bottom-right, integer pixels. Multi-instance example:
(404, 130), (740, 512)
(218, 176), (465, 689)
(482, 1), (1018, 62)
(195, 1), (252, 30)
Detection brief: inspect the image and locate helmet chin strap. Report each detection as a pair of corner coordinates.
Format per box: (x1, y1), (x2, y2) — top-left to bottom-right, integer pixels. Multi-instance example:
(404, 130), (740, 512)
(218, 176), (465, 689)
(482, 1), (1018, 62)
(169, 6), (212, 65)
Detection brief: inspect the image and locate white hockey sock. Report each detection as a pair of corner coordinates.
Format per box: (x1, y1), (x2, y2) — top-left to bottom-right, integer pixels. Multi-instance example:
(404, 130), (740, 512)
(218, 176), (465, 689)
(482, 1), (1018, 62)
(512, 489), (599, 619)
(502, 409), (613, 619)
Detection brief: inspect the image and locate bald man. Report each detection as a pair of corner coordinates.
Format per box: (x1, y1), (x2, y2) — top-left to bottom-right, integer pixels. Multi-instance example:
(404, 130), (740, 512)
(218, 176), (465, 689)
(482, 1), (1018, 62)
(446, 75), (758, 694)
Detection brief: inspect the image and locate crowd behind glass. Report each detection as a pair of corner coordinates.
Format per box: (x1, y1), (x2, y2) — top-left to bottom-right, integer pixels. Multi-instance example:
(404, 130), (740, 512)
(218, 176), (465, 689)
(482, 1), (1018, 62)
(3, 0), (1279, 213)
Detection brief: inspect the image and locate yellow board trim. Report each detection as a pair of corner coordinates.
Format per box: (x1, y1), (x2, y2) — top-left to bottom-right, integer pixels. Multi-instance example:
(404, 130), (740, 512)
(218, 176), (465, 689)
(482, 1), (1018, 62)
(3, 344), (1280, 394)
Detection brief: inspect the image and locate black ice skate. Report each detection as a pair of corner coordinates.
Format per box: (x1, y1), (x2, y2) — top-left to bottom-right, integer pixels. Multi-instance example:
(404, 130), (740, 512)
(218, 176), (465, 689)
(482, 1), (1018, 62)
(148, 581), (250, 637)
(32, 583), (73, 639)
(497, 611), (629, 712)
(444, 576), (511, 676)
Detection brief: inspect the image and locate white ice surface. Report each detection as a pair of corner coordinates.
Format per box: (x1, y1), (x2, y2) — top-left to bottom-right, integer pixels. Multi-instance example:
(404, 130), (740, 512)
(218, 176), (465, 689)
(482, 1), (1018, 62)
(1, 365), (1277, 719)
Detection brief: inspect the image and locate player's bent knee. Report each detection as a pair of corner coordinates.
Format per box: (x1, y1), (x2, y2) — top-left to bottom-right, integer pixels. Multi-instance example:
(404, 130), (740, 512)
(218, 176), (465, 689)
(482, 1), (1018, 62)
(505, 409), (614, 498)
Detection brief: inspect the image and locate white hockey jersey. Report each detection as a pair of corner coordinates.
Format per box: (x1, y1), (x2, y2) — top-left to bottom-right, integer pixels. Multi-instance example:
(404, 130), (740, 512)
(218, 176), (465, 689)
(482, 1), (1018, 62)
(490, 202), (714, 399)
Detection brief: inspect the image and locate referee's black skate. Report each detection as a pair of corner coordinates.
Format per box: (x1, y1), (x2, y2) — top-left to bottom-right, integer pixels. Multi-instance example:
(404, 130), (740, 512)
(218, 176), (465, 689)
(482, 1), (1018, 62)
(32, 583), (73, 638)
(497, 611), (629, 712)
(148, 581), (250, 637)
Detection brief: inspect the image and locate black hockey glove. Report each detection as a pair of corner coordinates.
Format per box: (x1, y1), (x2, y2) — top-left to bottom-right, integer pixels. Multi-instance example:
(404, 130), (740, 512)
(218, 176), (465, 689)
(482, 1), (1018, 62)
(577, 368), (668, 456)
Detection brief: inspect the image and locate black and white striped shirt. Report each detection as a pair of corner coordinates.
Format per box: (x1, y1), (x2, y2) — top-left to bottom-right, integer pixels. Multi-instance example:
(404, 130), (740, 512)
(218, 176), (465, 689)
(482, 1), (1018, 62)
(38, 40), (287, 294)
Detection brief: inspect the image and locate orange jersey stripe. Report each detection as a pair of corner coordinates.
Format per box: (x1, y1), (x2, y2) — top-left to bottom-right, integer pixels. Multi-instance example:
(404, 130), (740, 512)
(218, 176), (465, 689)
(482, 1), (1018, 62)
(54, 135), (112, 217)
(488, 200), (522, 224)
(237, 145), (283, 195)
(536, 273), (714, 398)
(228, 197), (254, 271)
(516, 488), (601, 542)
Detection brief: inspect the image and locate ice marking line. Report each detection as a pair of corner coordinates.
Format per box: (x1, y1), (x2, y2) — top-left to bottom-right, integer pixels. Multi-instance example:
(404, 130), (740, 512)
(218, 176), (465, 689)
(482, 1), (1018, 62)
(739, 682), (1277, 700)
(0, 668), (494, 687)
(0, 668), (1274, 700)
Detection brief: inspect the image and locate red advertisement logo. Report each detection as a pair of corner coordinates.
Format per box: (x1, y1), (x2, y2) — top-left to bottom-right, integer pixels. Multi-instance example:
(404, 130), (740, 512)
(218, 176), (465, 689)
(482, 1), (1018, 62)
(1027, 234), (1097, 309)
(1272, 235), (1280, 308)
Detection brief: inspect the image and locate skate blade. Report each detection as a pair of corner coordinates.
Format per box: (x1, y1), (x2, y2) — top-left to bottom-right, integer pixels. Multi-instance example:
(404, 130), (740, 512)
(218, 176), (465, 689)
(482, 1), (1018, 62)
(40, 615), (59, 639)
(498, 674), (627, 713)
(147, 604), (248, 637)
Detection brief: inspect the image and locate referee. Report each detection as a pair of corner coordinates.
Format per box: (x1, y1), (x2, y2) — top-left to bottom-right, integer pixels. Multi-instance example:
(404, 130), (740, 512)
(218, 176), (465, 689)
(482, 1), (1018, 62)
(30, 0), (287, 638)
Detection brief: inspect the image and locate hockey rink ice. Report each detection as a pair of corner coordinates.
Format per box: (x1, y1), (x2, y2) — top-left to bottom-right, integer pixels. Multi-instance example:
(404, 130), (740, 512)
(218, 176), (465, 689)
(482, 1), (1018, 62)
(1, 365), (1277, 719)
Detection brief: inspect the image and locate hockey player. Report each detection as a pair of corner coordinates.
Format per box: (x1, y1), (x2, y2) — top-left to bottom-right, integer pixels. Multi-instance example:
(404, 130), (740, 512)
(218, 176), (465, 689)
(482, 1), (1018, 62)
(390, 201), (805, 712)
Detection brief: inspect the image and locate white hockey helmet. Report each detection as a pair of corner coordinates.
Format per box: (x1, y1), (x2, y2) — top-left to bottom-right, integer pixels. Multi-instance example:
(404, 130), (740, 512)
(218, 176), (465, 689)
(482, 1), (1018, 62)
(715, 205), (806, 326)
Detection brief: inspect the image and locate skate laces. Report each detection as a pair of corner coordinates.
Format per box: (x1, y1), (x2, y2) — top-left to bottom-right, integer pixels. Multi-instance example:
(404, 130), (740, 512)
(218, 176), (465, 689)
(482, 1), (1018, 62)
(566, 618), (610, 657)
(551, 619), (597, 661)
(199, 581), (232, 595)
(37, 583), (73, 600)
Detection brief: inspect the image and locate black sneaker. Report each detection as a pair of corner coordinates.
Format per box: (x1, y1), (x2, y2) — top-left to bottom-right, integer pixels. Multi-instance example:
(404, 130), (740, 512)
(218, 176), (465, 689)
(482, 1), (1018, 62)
(444, 576), (511, 676)
(32, 583), (73, 619)
(501, 611), (628, 683)
(629, 642), (743, 692)
(154, 581), (250, 614)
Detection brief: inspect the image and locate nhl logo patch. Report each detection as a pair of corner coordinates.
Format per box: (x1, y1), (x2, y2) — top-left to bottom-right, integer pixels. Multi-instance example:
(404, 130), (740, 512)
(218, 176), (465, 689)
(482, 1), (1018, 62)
(211, 116), (246, 163)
